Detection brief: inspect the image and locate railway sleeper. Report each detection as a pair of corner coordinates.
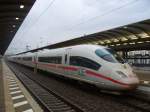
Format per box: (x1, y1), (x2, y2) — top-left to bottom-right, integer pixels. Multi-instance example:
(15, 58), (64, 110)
(50, 107), (74, 112)
(48, 104), (71, 109)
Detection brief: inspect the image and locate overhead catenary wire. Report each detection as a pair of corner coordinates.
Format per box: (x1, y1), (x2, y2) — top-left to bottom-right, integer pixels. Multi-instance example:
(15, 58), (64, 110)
(18, 0), (139, 52)
(20, 0), (56, 44)
(67, 0), (139, 31)
(21, 0), (138, 37)
(30, 0), (56, 28)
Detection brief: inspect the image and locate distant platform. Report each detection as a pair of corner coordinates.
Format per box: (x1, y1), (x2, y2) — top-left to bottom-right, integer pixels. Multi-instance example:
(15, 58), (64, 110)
(133, 66), (150, 71)
(133, 66), (150, 86)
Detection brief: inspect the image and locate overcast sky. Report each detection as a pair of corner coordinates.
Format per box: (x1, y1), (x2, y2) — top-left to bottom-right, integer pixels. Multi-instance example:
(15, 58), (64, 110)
(6, 0), (150, 54)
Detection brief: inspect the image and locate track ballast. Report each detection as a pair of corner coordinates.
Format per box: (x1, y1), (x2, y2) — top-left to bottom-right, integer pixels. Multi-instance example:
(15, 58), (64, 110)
(7, 62), (85, 112)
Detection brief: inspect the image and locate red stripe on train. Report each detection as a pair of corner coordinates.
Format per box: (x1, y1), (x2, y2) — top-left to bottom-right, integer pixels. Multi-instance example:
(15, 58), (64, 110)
(34, 62), (129, 86)
(58, 66), (79, 71)
(37, 62), (78, 71)
(39, 63), (57, 68)
(86, 70), (129, 86)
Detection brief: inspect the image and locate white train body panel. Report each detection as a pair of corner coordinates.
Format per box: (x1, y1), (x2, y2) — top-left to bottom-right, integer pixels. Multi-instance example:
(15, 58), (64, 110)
(8, 45), (139, 91)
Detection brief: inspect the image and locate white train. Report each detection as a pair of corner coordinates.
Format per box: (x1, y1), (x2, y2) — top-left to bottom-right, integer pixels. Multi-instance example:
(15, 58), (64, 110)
(8, 45), (139, 91)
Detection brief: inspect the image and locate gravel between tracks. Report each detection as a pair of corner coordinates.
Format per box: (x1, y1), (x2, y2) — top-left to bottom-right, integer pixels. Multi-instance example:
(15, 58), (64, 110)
(8, 62), (142, 112)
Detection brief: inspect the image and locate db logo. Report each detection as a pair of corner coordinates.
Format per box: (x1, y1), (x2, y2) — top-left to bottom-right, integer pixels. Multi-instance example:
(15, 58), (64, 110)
(78, 68), (86, 76)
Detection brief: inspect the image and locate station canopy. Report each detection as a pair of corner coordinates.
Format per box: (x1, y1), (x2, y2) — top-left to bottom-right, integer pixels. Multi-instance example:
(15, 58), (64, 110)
(20, 19), (150, 55)
(0, 0), (36, 55)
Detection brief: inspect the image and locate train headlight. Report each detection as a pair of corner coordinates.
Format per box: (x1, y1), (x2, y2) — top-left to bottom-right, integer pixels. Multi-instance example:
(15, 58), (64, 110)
(116, 71), (127, 78)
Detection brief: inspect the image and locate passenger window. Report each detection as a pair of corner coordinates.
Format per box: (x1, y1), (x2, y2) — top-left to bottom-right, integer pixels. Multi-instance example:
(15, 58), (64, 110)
(38, 56), (62, 64)
(70, 56), (101, 70)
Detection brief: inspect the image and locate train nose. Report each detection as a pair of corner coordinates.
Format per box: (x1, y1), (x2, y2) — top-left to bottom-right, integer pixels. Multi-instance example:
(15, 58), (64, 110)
(127, 76), (140, 90)
(127, 83), (139, 90)
(121, 72), (140, 90)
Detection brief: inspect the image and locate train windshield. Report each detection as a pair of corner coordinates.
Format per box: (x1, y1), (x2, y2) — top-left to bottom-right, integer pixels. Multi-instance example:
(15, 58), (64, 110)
(95, 48), (125, 63)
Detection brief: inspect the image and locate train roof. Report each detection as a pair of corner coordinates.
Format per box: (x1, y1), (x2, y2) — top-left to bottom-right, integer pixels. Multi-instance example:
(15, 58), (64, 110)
(12, 44), (107, 57)
(35, 44), (108, 57)
(40, 44), (106, 51)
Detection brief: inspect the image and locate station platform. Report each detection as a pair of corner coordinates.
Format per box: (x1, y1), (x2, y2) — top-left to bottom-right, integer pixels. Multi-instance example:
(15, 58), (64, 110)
(133, 67), (150, 86)
(0, 59), (43, 112)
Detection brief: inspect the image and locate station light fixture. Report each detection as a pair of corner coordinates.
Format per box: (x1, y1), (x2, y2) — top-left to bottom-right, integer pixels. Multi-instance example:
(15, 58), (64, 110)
(137, 41), (143, 44)
(105, 40), (111, 43)
(140, 36), (147, 38)
(110, 45), (115, 46)
(20, 5), (24, 9)
(146, 41), (150, 42)
(121, 37), (128, 41)
(116, 44), (120, 46)
(129, 42), (135, 45)
(141, 35), (149, 38)
(113, 39), (119, 42)
(123, 43), (128, 45)
(130, 36), (138, 40)
(99, 41), (105, 44)
(15, 17), (19, 20)
(138, 33), (149, 38)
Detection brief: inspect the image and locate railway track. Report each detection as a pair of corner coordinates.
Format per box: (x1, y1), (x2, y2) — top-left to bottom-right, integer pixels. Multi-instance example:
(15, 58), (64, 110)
(7, 62), (150, 112)
(112, 94), (150, 112)
(7, 62), (86, 112)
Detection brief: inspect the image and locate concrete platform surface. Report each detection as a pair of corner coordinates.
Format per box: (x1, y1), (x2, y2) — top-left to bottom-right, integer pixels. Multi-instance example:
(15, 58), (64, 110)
(1, 60), (43, 112)
(0, 59), (5, 112)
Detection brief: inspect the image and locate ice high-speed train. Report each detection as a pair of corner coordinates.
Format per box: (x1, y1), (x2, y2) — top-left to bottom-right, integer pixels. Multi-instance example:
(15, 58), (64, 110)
(8, 45), (139, 91)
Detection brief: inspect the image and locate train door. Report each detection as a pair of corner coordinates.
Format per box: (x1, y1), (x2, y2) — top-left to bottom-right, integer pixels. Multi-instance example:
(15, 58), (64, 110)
(65, 48), (71, 64)
(63, 48), (71, 75)
(33, 55), (38, 74)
